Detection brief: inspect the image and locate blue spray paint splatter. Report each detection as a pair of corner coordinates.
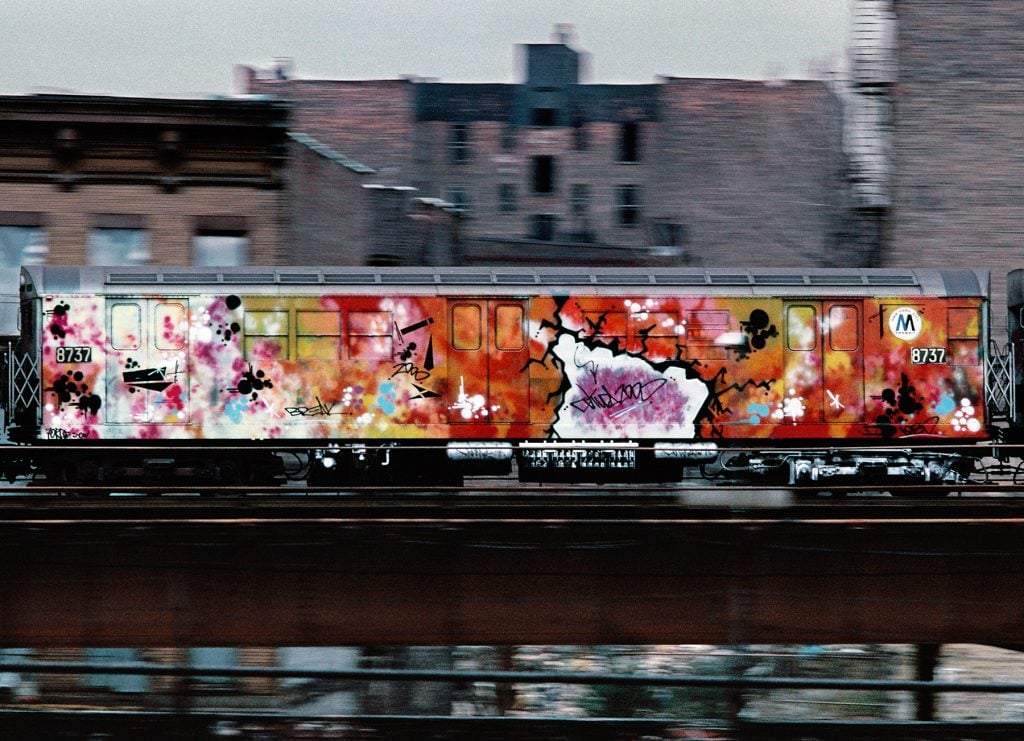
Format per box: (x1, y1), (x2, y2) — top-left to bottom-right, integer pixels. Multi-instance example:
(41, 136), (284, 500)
(225, 396), (248, 424)
(935, 395), (956, 415)
(377, 381), (397, 415)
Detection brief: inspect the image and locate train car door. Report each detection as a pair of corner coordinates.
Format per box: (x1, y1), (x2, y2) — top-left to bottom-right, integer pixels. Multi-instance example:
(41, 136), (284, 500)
(823, 301), (864, 423)
(783, 300), (865, 426)
(447, 299), (529, 424)
(106, 299), (189, 424)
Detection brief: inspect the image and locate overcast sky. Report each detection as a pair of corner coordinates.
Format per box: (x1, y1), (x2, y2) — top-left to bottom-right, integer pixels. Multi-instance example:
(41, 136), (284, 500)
(0, 0), (852, 97)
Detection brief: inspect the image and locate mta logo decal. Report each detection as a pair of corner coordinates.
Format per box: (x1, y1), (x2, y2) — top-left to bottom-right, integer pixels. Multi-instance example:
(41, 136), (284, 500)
(888, 307), (922, 341)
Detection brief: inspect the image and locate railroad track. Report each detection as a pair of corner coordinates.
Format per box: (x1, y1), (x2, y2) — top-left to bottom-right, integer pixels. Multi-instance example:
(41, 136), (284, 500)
(2, 486), (1024, 523)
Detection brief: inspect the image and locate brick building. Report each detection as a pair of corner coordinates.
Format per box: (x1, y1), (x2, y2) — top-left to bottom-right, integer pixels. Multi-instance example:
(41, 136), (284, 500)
(881, 0), (1024, 332)
(241, 25), (861, 268)
(0, 94), (289, 267)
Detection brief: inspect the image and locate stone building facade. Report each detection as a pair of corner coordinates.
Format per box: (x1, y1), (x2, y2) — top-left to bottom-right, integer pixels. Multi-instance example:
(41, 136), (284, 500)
(0, 94), (290, 267)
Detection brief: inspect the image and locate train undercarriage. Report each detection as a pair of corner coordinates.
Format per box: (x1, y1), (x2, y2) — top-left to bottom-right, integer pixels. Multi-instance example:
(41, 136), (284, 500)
(0, 437), (996, 495)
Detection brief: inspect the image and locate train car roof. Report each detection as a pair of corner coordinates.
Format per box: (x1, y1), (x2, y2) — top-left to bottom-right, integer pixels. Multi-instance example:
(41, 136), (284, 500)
(20, 265), (990, 299)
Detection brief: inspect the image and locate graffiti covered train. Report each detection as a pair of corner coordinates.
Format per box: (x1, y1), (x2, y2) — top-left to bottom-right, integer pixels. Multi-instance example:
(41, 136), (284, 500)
(0, 264), (1018, 489)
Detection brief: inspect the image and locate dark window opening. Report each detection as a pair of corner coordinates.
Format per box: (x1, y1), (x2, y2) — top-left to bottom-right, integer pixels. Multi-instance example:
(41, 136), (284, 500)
(619, 121), (641, 163)
(531, 214), (557, 241)
(532, 108), (557, 126)
(448, 123), (470, 164)
(573, 119), (588, 150)
(570, 184), (589, 216)
(501, 124), (516, 153)
(532, 156), (556, 195)
(499, 183), (518, 213)
(617, 185), (641, 227)
(651, 221), (684, 246)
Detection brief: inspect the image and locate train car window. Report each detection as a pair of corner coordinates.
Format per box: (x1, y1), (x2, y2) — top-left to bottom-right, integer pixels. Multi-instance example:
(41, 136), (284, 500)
(154, 303), (186, 351)
(948, 308), (980, 366)
(828, 305), (859, 352)
(452, 304), (481, 350)
(948, 308), (980, 338)
(687, 311), (729, 341)
(297, 311), (341, 360)
(495, 305), (525, 350)
(583, 311), (626, 342)
(787, 305), (817, 351)
(349, 310), (393, 359)
(244, 310), (288, 360)
(950, 340), (980, 366)
(634, 311), (680, 355)
(110, 303), (141, 350)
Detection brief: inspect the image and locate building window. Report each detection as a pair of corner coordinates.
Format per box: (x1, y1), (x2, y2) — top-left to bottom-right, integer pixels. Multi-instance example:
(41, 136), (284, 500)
(193, 232), (248, 266)
(619, 121), (641, 163)
(652, 221), (685, 247)
(448, 123), (471, 165)
(616, 185), (641, 227)
(573, 119), (588, 151)
(88, 228), (150, 265)
(501, 124), (516, 153)
(532, 108), (557, 126)
(499, 184), (518, 213)
(530, 214), (557, 241)
(445, 185), (470, 214)
(532, 156), (556, 195)
(570, 184), (589, 216)
(0, 223), (47, 266)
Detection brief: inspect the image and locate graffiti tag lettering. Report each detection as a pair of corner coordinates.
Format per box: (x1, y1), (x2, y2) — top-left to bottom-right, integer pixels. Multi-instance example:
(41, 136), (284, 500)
(285, 397), (347, 417)
(570, 378), (668, 413)
(47, 428), (88, 440)
(390, 362), (431, 382)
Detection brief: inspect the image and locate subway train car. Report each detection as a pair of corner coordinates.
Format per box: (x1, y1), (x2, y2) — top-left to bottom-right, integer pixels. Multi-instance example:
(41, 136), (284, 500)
(0, 265), (1003, 489)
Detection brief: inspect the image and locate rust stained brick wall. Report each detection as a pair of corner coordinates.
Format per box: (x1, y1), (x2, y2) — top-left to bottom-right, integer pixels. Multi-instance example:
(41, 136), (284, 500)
(890, 0), (1024, 327)
(0, 183), (284, 265)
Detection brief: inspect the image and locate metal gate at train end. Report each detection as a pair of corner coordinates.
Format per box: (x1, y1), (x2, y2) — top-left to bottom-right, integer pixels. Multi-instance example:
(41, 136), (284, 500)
(446, 299), (529, 425)
(783, 300), (865, 426)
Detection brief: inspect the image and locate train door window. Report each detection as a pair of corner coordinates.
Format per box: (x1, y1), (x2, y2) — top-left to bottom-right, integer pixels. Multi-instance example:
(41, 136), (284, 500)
(452, 304), (481, 350)
(787, 305), (817, 351)
(829, 305), (859, 351)
(348, 310), (393, 359)
(110, 303), (141, 350)
(154, 303), (186, 351)
(949, 307), (981, 365)
(297, 311), (341, 360)
(244, 310), (288, 360)
(495, 304), (524, 350)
